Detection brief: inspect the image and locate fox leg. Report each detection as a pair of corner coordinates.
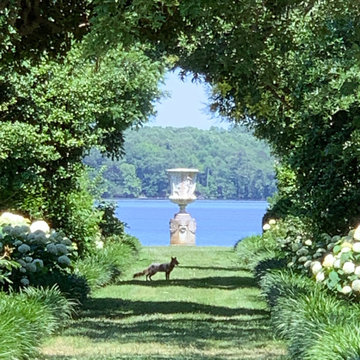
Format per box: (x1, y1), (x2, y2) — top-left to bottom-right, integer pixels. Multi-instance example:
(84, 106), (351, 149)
(148, 268), (158, 281)
(147, 271), (154, 281)
(166, 271), (169, 280)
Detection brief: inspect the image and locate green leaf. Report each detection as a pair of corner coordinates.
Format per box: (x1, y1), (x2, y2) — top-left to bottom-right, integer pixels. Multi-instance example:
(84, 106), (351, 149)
(329, 270), (340, 284)
(333, 245), (342, 254)
(341, 252), (353, 263)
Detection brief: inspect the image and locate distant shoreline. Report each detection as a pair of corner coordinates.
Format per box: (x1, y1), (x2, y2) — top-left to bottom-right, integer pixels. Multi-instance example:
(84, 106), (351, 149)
(102, 197), (269, 202)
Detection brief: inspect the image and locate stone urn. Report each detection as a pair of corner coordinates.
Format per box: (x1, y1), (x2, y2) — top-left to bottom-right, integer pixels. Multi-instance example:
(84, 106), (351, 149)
(167, 168), (199, 245)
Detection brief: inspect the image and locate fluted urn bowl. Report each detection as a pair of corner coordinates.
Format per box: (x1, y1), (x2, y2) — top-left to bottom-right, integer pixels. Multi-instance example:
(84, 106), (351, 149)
(167, 168), (199, 213)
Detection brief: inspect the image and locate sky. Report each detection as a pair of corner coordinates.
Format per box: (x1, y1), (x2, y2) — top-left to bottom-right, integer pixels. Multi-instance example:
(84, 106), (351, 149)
(147, 70), (229, 130)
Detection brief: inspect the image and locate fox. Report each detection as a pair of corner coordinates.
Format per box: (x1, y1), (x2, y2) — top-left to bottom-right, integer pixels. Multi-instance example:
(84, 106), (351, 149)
(133, 257), (179, 281)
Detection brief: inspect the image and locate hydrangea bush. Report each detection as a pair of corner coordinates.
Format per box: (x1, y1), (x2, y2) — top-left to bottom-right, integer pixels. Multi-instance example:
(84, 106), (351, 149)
(310, 225), (360, 297)
(263, 216), (360, 299)
(262, 216), (323, 272)
(0, 212), (73, 288)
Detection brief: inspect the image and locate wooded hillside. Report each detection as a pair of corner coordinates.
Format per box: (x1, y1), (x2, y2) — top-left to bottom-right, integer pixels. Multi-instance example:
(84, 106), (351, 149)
(84, 126), (276, 200)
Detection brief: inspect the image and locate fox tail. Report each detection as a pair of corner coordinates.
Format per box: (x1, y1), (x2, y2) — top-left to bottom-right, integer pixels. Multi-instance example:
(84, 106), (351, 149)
(133, 269), (146, 278)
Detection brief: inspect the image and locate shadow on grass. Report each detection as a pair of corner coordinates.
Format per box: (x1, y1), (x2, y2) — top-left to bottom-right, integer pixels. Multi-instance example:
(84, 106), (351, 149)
(42, 281), (285, 360)
(58, 297), (272, 354)
(44, 354), (285, 360)
(65, 310), (270, 346)
(45, 357), (232, 360)
(178, 265), (248, 272)
(118, 276), (256, 290)
(45, 355), (289, 360)
(80, 297), (268, 319)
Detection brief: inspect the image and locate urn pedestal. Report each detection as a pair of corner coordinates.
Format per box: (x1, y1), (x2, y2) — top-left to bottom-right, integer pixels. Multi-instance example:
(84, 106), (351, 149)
(167, 168), (199, 246)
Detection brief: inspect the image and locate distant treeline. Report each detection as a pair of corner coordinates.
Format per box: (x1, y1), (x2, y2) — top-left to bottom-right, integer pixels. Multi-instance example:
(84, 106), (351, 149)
(84, 126), (277, 200)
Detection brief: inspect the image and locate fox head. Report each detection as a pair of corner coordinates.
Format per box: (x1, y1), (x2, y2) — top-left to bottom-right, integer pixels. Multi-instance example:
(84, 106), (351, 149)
(171, 257), (179, 266)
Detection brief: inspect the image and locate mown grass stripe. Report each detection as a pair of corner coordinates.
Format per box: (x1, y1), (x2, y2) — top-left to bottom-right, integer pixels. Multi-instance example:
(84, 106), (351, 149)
(41, 246), (287, 360)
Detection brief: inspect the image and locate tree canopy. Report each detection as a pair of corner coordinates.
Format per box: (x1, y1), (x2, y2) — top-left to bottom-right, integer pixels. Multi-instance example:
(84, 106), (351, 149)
(0, 1), (90, 65)
(0, 1), (165, 246)
(0, 42), (164, 212)
(86, 0), (360, 234)
(2, 0), (360, 240)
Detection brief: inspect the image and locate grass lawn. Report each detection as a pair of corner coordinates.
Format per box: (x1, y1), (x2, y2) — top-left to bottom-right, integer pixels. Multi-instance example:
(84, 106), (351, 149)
(41, 246), (287, 360)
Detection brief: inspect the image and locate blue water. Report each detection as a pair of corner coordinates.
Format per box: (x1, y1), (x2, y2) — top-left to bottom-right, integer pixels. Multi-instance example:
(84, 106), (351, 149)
(115, 200), (268, 247)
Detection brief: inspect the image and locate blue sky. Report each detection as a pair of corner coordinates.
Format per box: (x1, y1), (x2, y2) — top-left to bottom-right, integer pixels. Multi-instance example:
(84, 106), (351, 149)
(148, 70), (229, 130)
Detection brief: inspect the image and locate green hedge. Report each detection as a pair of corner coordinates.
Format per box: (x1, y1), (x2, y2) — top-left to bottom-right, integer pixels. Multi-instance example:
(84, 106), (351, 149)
(259, 269), (360, 359)
(74, 234), (141, 292)
(0, 286), (75, 359)
(239, 228), (360, 359)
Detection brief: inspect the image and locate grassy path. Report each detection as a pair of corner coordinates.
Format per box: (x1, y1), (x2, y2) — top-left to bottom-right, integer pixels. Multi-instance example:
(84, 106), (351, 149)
(41, 246), (286, 360)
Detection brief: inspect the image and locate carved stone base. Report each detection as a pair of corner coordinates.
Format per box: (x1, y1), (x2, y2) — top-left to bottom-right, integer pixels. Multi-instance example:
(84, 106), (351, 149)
(169, 212), (196, 246)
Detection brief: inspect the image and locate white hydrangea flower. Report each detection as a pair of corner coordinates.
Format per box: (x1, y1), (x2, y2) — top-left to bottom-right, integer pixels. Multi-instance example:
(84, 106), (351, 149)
(311, 261), (322, 275)
(30, 220), (50, 234)
(24, 256), (33, 263)
(56, 243), (68, 254)
(269, 219), (276, 225)
(304, 260), (312, 268)
(95, 240), (104, 249)
(17, 244), (31, 254)
(0, 212), (28, 226)
(322, 254), (335, 268)
(13, 240), (22, 247)
(352, 279), (360, 292)
(20, 267), (26, 273)
(20, 277), (30, 286)
(341, 246), (352, 253)
(305, 239), (312, 246)
(353, 242), (360, 253)
(263, 223), (271, 231)
(58, 255), (71, 266)
(340, 285), (352, 294)
(316, 271), (325, 282)
(355, 266), (360, 276)
(46, 243), (58, 255)
(334, 258), (342, 269)
(343, 261), (355, 274)
(354, 225), (360, 241)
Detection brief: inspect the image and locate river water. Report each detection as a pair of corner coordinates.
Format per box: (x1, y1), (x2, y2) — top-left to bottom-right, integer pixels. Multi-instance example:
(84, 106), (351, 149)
(114, 199), (268, 247)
